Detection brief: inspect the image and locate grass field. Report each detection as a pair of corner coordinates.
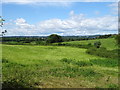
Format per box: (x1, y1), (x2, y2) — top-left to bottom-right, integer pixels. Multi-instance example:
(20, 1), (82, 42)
(2, 38), (119, 88)
(62, 38), (117, 50)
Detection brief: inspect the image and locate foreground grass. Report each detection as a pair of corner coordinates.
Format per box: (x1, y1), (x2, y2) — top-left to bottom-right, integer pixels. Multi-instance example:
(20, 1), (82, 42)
(2, 44), (118, 88)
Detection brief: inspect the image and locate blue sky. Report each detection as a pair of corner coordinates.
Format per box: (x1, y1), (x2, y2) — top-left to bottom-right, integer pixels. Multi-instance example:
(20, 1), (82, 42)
(1, 1), (118, 36)
(3, 2), (115, 23)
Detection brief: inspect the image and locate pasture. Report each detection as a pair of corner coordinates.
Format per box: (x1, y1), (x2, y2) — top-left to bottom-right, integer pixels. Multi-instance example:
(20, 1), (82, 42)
(62, 38), (117, 50)
(2, 38), (119, 88)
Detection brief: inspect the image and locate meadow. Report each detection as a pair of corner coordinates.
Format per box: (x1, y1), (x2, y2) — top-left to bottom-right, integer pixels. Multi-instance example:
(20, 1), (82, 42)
(2, 38), (119, 88)
(62, 38), (117, 50)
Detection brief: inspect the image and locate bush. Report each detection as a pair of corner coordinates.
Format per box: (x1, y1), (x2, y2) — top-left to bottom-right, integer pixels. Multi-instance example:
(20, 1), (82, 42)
(94, 41), (101, 48)
(2, 58), (9, 63)
(86, 47), (118, 59)
(88, 43), (92, 46)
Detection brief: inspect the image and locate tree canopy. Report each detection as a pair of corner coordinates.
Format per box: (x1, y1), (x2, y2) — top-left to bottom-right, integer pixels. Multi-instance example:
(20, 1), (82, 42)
(46, 34), (63, 43)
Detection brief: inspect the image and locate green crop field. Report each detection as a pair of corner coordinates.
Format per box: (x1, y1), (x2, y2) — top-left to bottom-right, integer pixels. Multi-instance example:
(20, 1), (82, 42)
(2, 38), (119, 88)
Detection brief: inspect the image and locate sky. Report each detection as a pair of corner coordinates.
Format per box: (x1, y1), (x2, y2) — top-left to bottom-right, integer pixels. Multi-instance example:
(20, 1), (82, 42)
(1, 0), (119, 36)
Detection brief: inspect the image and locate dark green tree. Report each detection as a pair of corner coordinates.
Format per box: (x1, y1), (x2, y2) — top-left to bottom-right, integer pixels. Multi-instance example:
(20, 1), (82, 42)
(46, 34), (63, 43)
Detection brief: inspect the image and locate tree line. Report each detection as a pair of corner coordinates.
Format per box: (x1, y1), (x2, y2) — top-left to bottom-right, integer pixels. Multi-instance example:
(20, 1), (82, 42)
(1, 34), (116, 44)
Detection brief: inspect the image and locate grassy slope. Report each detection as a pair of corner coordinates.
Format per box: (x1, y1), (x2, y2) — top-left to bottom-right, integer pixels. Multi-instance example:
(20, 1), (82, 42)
(62, 38), (117, 50)
(2, 38), (118, 88)
(2, 45), (100, 65)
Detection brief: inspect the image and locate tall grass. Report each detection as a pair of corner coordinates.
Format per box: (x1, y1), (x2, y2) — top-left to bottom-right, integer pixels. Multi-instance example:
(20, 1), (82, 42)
(90, 59), (118, 67)
(60, 58), (93, 67)
(49, 66), (103, 78)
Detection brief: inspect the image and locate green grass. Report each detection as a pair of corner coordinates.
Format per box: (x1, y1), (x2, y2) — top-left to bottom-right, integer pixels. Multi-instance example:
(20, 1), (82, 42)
(2, 38), (119, 88)
(2, 45), (100, 65)
(62, 38), (117, 50)
(90, 59), (118, 67)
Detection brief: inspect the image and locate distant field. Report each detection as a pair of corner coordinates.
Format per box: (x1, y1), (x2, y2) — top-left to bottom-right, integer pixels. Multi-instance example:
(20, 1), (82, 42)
(62, 38), (117, 50)
(2, 41), (118, 88)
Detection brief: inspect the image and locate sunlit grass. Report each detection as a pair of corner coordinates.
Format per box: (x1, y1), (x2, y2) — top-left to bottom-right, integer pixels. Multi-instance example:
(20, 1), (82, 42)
(2, 43), (118, 88)
(62, 38), (117, 50)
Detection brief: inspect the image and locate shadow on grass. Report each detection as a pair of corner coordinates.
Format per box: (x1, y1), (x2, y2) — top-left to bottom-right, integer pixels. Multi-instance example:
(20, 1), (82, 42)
(2, 79), (27, 88)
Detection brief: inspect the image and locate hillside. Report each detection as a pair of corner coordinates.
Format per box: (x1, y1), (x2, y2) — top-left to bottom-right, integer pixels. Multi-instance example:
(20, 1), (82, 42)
(62, 38), (117, 50)
(2, 40), (118, 88)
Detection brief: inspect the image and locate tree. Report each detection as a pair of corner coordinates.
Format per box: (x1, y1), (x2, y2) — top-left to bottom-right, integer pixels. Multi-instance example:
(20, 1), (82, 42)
(94, 41), (101, 48)
(46, 34), (63, 43)
(0, 16), (7, 36)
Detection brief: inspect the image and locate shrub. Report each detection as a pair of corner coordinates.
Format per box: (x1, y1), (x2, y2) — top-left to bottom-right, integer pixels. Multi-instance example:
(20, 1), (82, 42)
(2, 58), (9, 63)
(94, 41), (101, 48)
(88, 43), (92, 46)
(86, 47), (118, 59)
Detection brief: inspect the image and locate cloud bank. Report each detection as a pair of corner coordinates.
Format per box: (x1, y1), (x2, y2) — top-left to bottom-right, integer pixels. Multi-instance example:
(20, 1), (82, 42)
(5, 11), (118, 36)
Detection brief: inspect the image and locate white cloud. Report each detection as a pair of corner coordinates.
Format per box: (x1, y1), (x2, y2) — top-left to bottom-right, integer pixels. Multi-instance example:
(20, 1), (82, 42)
(5, 11), (118, 36)
(4, 18), (37, 36)
(15, 18), (35, 29)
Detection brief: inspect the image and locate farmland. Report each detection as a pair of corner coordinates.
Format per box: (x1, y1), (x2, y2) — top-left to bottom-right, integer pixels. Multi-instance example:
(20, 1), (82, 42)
(2, 37), (119, 88)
